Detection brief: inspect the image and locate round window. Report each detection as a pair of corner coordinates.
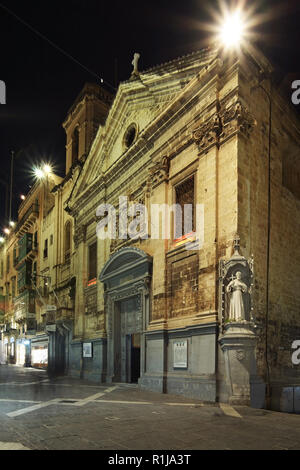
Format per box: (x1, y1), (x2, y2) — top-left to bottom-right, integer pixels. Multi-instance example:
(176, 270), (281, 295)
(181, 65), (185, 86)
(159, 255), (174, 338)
(124, 124), (137, 149)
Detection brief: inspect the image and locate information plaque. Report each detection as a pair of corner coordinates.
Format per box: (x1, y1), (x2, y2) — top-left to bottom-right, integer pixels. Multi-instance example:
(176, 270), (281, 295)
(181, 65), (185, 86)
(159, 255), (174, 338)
(83, 342), (93, 358)
(173, 340), (188, 368)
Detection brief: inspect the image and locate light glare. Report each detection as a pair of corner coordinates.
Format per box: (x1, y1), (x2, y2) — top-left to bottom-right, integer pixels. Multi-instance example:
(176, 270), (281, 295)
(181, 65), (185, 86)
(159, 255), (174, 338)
(43, 164), (52, 175)
(34, 168), (44, 179)
(220, 11), (245, 48)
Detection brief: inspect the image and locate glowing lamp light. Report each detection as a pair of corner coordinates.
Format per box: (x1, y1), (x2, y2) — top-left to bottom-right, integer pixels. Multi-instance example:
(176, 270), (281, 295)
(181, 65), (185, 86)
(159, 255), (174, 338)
(0, 237), (5, 243)
(9, 221), (15, 228)
(34, 168), (45, 179)
(219, 10), (245, 48)
(3, 228), (10, 235)
(20, 194), (26, 200)
(43, 164), (52, 175)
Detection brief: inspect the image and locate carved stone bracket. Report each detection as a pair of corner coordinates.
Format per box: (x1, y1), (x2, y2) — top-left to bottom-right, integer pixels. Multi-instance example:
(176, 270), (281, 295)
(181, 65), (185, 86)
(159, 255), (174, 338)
(192, 113), (222, 152)
(219, 101), (256, 141)
(193, 100), (256, 154)
(146, 155), (170, 196)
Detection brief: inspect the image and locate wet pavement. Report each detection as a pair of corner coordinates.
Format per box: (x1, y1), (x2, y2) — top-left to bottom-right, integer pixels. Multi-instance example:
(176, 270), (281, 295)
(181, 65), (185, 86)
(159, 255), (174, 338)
(0, 365), (300, 450)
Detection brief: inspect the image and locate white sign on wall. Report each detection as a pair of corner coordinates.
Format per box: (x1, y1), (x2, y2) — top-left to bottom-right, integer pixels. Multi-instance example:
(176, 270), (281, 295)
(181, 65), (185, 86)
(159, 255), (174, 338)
(83, 342), (93, 358)
(173, 340), (188, 369)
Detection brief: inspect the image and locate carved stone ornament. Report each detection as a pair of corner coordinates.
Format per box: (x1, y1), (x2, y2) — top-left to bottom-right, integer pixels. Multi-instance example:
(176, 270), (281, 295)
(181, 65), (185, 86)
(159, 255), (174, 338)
(236, 349), (246, 362)
(220, 101), (256, 141)
(146, 155), (170, 196)
(193, 100), (256, 153)
(192, 114), (222, 151)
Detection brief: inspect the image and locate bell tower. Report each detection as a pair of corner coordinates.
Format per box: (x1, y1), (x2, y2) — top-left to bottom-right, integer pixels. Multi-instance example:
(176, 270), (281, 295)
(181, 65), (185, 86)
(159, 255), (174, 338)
(63, 83), (113, 174)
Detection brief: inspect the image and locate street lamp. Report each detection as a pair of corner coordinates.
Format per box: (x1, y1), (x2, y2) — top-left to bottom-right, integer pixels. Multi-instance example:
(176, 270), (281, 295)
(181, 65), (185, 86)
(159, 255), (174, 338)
(219, 11), (245, 48)
(215, 7), (248, 51)
(33, 163), (53, 215)
(34, 168), (45, 180)
(43, 164), (52, 175)
(33, 163), (53, 180)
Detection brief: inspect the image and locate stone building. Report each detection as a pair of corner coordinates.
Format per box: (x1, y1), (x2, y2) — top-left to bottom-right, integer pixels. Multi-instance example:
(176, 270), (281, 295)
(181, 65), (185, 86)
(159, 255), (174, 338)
(0, 229), (19, 364)
(1, 42), (300, 410)
(64, 43), (300, 408)
(0, 170), (62, 368)
(47, 82), (113, 375)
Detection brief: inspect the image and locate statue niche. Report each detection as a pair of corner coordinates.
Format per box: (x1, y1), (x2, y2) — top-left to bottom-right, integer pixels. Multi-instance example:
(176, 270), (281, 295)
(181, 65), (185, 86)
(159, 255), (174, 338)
(225, 269), (251, 322)
(219, 236), (253, 325)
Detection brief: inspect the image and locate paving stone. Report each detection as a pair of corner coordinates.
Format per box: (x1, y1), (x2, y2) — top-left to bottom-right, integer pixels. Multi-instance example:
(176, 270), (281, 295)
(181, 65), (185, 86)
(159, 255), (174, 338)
(1, 366), (300, 450)
(0, 441), (31, 450)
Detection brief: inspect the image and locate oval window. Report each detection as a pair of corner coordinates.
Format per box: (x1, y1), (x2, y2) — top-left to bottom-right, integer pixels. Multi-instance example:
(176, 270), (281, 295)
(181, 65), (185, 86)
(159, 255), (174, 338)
(124, 124), (137, 149)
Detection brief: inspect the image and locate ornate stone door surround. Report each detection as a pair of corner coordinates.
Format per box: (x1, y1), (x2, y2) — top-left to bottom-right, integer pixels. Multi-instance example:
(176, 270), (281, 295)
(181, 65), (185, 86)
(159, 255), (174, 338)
(99, 247), (152, 383)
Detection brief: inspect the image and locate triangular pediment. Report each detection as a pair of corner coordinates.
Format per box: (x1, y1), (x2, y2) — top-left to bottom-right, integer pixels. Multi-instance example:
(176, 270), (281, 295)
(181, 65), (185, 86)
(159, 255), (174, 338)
(71, 48), (217, 205)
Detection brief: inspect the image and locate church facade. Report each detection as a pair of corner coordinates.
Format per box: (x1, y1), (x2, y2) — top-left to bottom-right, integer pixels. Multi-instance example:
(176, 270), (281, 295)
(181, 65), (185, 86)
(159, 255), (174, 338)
(1, 43), (299, 410)
(64, 44), (300, 408)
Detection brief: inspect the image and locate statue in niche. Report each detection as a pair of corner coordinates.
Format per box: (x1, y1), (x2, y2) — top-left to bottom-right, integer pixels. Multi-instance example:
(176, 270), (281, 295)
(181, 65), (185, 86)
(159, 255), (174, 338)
(226, 271), (248, 321)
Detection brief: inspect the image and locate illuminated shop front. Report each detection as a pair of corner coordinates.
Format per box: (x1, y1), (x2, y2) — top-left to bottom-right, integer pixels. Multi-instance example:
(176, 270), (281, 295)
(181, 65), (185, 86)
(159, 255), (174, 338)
(31, 336), (48, 368)
(2, 337), (8, 364)
(16, 338), (31, 366)
(8, 336), (16, 364)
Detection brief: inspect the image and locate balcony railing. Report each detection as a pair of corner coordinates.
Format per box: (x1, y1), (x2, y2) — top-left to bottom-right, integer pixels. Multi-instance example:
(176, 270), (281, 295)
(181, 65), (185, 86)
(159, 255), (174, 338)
(16, 203), (39, 236)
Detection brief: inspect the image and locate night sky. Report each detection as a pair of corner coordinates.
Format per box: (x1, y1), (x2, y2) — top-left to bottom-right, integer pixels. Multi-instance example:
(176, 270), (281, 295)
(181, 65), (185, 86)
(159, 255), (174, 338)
(0, 0), (300, 230)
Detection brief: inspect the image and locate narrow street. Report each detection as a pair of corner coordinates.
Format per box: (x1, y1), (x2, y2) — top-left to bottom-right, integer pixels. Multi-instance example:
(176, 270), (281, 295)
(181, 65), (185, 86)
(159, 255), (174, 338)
(0, 365), (300, 450)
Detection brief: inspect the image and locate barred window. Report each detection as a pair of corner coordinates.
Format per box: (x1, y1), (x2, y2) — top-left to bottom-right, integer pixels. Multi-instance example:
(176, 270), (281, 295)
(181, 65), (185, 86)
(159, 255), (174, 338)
(64, 221), (71, 262)
(88, 242), (97, 282)
(174, 175), (195, 239)
(43, 239), (48, 259)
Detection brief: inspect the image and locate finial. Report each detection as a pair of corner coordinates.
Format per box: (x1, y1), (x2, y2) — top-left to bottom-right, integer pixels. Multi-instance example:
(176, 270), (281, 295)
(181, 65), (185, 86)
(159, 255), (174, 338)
(233, 234), (240, 254)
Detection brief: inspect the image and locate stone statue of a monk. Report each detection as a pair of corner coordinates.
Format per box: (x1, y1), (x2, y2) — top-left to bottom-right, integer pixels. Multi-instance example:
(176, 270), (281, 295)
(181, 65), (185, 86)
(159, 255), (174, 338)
(226, 271), (248, 321)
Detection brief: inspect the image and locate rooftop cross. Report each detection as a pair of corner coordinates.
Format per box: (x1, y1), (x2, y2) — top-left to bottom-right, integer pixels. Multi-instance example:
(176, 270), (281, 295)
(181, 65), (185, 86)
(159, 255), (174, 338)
(131, 53), (140, 77)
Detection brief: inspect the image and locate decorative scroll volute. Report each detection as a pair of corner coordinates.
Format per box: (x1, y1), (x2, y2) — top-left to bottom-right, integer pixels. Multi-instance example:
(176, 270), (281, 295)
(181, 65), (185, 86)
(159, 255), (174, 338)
(193, 101), (256, 153)
(145, 155), (170, 197)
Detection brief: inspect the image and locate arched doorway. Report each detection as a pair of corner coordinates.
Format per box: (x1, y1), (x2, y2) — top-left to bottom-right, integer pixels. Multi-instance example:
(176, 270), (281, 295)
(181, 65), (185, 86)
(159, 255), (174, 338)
(99, 247), (152, 384)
